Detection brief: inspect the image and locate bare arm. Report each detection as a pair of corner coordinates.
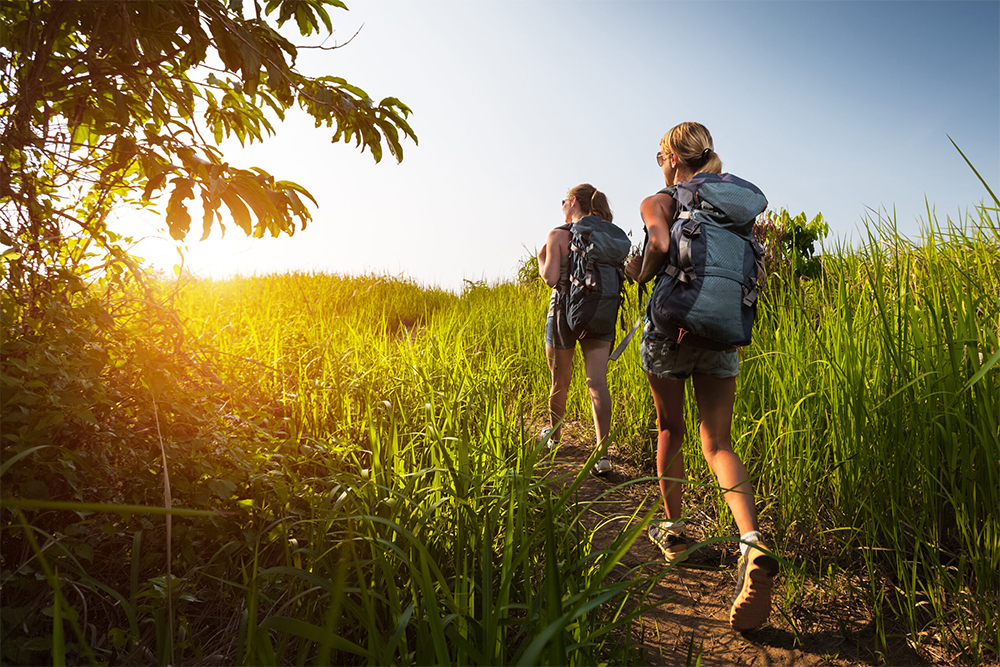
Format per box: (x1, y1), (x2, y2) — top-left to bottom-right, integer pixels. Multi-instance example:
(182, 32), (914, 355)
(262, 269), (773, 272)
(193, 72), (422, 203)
(626, 193), (676, 283)
(538, 227), (570, 288)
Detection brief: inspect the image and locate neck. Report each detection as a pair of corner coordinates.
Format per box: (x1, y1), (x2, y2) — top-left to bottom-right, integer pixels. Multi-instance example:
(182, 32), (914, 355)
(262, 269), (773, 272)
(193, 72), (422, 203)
(673, 168), (697, 185)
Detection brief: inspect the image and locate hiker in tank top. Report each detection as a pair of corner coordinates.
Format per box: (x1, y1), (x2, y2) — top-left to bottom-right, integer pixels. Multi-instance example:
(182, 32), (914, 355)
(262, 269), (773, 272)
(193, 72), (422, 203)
(625, 122), (780, 632)
(536, 184), (616, 477)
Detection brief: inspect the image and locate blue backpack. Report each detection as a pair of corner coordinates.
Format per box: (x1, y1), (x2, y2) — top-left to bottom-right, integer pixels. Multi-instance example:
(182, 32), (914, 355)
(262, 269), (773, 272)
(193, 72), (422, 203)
(560, 215), (631, 337)
(647, 173), (768, 350)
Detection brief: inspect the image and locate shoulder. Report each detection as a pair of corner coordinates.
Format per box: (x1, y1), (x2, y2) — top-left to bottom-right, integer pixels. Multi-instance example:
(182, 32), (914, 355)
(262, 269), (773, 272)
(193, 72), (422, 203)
(641, 191), (673, 205)
(640, 192), (675, 217)
(547, 226), (571, 246)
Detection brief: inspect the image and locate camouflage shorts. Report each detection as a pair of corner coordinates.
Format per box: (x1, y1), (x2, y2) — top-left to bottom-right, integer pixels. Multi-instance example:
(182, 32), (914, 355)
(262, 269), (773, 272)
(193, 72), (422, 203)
(639, 321), (740, 380)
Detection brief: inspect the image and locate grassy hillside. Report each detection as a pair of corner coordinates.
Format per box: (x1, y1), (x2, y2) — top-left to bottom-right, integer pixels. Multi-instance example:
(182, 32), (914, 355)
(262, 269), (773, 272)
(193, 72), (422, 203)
(2, 196), (998, 664)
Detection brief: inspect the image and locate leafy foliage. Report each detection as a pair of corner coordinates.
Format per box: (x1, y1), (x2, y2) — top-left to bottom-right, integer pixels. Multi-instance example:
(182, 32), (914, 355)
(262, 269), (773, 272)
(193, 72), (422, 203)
(516, 251), (542, 287)
(0, 3), (418, 527)
(1, 272), (650, 666)
(0, 0), (417, 293)
(754, 208), (829, 280)
(0, 0), (419, 500)
(0, 4), (419, 663)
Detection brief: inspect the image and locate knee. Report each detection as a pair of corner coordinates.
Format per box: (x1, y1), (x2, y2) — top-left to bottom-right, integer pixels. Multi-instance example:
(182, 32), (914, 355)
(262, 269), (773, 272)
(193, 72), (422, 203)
(700, 436), (733, 459)
(584, 374), (608, 397)
(657, 419), (685, 447)
(657, 412), (684, 433)
(549, 367), (571, 390)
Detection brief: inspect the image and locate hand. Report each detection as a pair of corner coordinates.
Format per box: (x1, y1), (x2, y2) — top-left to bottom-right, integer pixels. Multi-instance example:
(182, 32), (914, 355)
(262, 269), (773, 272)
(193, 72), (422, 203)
(633, 241), (667, 283)
(625, 253), (643, 281)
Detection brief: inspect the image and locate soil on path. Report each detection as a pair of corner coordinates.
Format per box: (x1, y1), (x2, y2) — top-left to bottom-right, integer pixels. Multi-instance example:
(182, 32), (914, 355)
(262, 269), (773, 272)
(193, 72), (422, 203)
(542, 430), (938, 667)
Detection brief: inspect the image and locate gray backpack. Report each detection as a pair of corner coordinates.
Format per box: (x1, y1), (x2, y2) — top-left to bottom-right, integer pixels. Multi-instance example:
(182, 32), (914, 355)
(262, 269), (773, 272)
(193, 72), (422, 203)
(647, 173), (768, 349)
(560, 216), (631, 337)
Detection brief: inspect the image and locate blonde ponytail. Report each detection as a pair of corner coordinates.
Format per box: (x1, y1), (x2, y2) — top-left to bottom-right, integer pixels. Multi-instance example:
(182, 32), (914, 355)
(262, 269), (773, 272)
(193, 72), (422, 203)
(661, 122), (723, 174)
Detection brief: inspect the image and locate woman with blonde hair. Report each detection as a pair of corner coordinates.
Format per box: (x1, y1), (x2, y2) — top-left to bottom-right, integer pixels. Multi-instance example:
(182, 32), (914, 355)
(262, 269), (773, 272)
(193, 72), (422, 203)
(625, 122), (778, 632)
(537, 183), (628, 476)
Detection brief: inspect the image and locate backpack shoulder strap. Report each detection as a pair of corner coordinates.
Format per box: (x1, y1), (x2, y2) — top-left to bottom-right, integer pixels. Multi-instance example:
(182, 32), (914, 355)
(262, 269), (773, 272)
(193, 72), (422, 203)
(662, 216), (701, 284)
(649, 185), (698, 283)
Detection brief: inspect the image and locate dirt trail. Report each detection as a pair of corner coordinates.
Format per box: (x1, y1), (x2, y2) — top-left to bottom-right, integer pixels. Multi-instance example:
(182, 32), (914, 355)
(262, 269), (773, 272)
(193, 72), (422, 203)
(543, 432), (934, 667)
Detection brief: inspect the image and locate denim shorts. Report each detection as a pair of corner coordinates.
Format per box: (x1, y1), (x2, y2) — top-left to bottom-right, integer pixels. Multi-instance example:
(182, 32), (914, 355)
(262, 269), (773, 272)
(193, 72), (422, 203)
(545, 296), (615, 350)
(639, 321), (740, 380)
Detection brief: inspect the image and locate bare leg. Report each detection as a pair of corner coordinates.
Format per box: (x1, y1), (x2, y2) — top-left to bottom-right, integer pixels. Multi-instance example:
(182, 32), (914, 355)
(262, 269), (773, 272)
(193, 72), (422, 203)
(579, 338), (613, 448)
(545, 344), (574, 441)
(692, 373), (759, 536)
(647, 372), (687, 519)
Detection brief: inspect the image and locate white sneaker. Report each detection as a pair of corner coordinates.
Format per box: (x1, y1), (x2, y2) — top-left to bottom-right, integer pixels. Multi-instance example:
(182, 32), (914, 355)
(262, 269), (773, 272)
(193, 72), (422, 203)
(539, 427), (559, 450)
(592, 456), (611, 477)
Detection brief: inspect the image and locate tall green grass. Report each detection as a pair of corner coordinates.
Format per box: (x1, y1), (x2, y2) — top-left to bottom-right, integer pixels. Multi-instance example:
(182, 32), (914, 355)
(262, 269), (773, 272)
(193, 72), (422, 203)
(213, 276), (657, 665)
(760, 203), (997, 658)
(5, 272), (665, 665)
(544, 195), (998, 660)
(184, 195), (997, 660)
(3, 186), (998, 664)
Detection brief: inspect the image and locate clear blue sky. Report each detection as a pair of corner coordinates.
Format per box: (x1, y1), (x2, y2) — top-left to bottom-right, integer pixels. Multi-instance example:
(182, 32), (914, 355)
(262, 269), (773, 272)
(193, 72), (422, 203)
(122, 0), (1000, 292)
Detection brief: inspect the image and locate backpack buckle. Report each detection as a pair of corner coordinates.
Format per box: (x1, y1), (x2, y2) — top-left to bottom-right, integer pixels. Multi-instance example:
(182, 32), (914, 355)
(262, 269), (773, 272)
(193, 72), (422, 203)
(680, 217), (701, 238)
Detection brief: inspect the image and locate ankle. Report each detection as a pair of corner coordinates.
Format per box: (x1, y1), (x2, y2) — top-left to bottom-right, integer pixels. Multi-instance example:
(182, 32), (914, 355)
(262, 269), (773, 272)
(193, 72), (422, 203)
(739, 530), (763, 556)
(659, 519), (685, 535)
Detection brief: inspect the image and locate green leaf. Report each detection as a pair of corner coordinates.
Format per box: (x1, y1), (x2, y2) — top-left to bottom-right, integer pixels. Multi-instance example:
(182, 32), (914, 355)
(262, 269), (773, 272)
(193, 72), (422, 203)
(231, 179), (282, 230)
(237, 27), (262, 93)
(207, 478), (237, 500)
(0, 498), (220, 517)
(275, 179), (317, 206)
(142, 171), (168, 202)
(965, 347), (1000, 390)
(73, 542), (94, 563)
(258, 616), (373, 659)
(166, 179), (194, 240)
(200, 192), (219, 241)
(0, 445), (53, 477)
(220, 187), (252, 235)
(295, 5), (312, 34)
